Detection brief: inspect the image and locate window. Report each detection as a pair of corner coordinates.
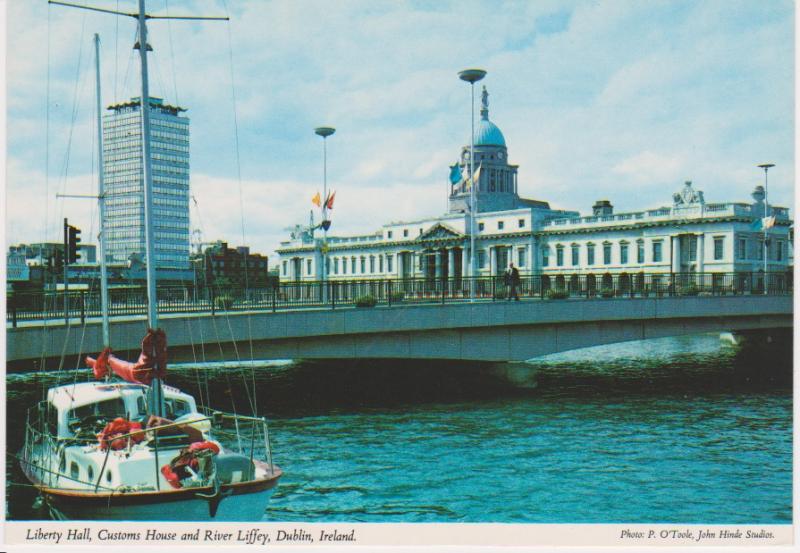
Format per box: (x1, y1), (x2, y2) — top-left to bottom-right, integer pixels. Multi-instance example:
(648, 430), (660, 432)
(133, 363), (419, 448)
(403, 229), (408, 238)
(334, 258), (339, 274)
(282, 260), (287, 275)
(556, 245), (564, 267)
(777, 240), (784, 262)
(351, 257), (356, 273)
(369, 256), (375, 272)
(379, 255), (384, 272)
(637, 240), (645, 264)
(518, 247), (526, 267)
(757, 240), (764, 260)
(360, 257), (366, 273)
(478, 222), (485, 231)
(652, 241), (663, 262)
(713, 237), (724, 261)
(603, 243), (612, 265)
(419, 228), (423, 235)
(541, 246), (549, 267)
(307, 259), (312, 275)
(620, 242), (628, 264)
(478, 250), (486, 268)
(518, 219), (525, 228)
(387, 255), (394, 273)
(387, 231), (393, 239)
(498, 221), (505, 230)
(688, 235), (698, 262)
(587, 243), (595, 266)
(571, 244), (579, 266)
(737, 238), (747, 260)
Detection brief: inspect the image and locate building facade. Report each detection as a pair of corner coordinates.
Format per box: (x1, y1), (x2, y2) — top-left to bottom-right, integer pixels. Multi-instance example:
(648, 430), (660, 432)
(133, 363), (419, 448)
(103, 97), (190, 270)
(191, 241), (270, 289)
(277, 87), (792, 287)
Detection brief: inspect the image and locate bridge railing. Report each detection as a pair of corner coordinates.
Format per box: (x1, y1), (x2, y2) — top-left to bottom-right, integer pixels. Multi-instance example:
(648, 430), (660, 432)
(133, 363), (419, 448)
(6, 271), (793, 327)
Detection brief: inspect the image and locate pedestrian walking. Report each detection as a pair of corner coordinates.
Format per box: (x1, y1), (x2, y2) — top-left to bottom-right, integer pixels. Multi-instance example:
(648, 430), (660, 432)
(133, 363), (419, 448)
(507, 263), (520, 301)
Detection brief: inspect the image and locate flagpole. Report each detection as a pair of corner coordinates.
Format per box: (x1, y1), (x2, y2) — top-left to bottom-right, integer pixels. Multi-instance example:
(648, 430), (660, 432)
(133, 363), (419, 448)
(459, 69), (487, 302)
(315, 126), (335, 302)
(758, 163), (775, 294)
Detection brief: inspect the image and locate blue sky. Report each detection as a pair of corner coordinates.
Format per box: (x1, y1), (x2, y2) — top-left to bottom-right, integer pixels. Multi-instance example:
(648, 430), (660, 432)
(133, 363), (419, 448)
(5, 0), (795, 259)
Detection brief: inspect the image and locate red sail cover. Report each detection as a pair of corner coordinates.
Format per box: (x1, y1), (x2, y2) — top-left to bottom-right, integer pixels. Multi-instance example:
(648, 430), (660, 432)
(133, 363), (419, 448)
(85, 328), (168, 385)
(97, 417), (144, 451)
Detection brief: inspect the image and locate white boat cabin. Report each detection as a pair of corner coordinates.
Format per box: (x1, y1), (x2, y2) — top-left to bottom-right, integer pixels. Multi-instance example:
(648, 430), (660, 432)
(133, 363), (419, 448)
(45, 381), (198, 439)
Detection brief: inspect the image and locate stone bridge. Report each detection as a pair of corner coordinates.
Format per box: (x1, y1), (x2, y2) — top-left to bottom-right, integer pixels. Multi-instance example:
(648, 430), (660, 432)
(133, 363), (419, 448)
(6, 294), (792, 370)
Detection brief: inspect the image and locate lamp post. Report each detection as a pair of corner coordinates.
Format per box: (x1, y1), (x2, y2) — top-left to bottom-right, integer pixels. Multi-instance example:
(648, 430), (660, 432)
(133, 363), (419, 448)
(458, 68), (487, 302)
(315, 126), (335, 302)
(757, 163), (775, 294)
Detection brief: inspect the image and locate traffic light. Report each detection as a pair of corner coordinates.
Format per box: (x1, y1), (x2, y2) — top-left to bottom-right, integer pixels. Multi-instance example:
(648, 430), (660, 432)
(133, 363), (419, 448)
(67, 225), (81, 264)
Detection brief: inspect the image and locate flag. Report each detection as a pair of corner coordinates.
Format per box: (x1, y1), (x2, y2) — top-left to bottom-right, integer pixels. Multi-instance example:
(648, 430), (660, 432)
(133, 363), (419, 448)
(449, 163), (462, 185)
(325, 191), (336, 210)
(752, 216), (776, 231)
(311, 192), (321, 207)
(466, 164), (482, 190)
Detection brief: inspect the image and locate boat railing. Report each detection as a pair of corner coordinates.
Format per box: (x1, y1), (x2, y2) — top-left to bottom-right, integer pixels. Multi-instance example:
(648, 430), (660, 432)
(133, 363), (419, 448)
(198, 408), (276, 476)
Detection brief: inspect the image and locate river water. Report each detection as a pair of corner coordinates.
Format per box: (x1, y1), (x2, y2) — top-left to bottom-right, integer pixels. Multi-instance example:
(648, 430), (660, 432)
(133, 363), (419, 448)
(5, 334), (792, 523)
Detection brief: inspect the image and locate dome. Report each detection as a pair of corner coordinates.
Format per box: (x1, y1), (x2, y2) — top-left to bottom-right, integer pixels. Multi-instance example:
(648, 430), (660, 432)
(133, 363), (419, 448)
(474, 118), (506, 147)
(471, 85), (506, 147)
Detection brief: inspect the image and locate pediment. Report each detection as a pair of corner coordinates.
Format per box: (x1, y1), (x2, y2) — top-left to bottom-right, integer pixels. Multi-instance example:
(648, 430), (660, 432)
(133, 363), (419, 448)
(417, 223), (463, 241)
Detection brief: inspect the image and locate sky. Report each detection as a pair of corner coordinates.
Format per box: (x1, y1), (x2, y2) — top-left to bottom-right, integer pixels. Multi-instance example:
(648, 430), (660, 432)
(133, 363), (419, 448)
(4, 0), (795, 260)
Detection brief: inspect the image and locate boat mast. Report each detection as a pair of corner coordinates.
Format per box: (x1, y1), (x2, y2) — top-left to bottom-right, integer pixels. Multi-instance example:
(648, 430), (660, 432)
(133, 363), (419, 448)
(136, 0), (158, 333)
(94, 33), (110, 349)
(49, 1), (227, 412)
(134, 0), (167, 417)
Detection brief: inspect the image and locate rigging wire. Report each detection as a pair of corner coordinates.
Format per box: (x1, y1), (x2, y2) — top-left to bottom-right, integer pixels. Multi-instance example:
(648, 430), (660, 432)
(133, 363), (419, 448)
(165, 0), (180, 105)
(120, 27), (137, 101)
(52, 12), (90, 383)
(223, 0), (258, 415)
(114, 0), (120, 101)
(40, 0), (53, 384)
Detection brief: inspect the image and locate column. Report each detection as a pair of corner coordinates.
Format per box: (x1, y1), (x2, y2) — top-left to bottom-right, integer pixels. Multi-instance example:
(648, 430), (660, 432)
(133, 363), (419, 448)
(461, 246), (468, 279)
(447, 248), (455, 282)
(696, 233), (704, 274)
(489, 246), (497, 276)
(434, 249), (442, 279)
(671, 236), (680, 273)
(397, 250), (404, 279)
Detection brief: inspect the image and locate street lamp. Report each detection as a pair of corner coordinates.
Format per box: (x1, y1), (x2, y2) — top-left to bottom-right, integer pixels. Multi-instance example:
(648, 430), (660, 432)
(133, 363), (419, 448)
(315, 126), (335, 302)
(458, 68), (487, 302)
(757, 162), (775, 294)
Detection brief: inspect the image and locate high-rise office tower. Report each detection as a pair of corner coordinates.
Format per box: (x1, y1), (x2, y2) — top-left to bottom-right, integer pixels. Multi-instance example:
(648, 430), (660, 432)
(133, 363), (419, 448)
(103, 97), (190, 270)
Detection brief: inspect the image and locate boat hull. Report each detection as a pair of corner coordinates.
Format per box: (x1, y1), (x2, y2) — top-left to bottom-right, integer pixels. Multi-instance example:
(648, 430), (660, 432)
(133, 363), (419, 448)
(36, 469), (282, 521)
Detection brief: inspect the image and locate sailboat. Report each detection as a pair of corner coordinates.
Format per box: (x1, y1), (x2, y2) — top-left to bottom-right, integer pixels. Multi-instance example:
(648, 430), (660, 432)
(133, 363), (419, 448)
(18, 1), (282, 521)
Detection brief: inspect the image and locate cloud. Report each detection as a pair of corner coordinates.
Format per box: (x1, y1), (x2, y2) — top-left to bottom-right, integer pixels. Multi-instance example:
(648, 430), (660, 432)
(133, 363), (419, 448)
(5, 0), (794, 261)
(612, 151), (685, 185)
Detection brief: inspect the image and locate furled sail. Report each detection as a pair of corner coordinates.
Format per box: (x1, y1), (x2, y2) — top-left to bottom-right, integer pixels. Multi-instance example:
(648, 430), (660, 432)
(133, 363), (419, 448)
(86, 328), (167, 385)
